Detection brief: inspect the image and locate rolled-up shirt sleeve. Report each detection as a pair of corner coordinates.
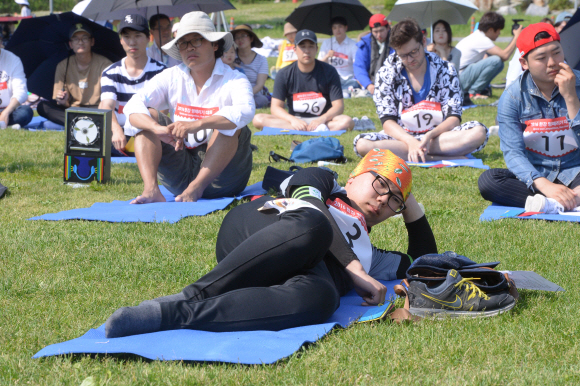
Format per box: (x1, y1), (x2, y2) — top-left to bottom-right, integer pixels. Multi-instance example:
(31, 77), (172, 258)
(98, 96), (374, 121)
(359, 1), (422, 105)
(10, 58), (28, 105)
(123, 70), (170, 136)
(214, 73), (255, 136)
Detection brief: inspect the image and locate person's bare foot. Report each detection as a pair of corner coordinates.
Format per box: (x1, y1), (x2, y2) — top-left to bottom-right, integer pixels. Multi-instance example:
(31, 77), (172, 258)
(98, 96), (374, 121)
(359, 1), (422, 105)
(130, 186), (166, 204)
(175, 186), (203, 202)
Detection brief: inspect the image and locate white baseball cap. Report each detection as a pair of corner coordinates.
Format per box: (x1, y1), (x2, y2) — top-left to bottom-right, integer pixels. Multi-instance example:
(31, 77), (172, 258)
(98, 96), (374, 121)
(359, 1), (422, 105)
(162, 12), (233, 62)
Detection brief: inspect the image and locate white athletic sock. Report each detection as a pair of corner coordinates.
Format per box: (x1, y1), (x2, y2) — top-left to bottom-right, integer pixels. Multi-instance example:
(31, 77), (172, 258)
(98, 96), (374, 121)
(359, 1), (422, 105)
(525, 194), (564, 214)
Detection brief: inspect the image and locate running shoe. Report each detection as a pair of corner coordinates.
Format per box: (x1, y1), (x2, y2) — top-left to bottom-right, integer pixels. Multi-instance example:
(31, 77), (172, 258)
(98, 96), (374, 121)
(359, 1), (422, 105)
(524, 194), (564, 214)
(360, 116), (375, 130)
(407, 270), (515, 318)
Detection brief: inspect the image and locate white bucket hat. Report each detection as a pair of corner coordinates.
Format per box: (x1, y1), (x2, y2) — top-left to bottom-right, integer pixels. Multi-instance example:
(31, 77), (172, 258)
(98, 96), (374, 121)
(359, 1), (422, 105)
(162, 12), (233, 62)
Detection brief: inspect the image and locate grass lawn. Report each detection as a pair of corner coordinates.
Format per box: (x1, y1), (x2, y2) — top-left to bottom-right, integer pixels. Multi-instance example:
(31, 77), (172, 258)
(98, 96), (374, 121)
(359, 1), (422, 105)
(2, 3), (580, 385)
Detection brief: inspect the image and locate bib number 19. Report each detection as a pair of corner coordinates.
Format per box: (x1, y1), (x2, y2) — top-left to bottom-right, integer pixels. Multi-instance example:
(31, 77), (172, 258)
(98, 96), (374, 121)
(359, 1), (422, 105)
(413, 113), (433, 129)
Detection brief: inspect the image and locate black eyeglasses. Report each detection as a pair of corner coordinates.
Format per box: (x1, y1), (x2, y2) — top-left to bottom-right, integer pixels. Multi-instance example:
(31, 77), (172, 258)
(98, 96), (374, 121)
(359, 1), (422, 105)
(369, 171), (406, 213)
(176, 37), (205, 51)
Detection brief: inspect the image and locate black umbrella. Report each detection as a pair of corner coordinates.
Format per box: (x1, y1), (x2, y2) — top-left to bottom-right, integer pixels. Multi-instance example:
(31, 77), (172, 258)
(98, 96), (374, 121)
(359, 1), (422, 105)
(5, 12), (125, 100)
(285, 0), (373, 36)
(560, 8), (580, 71)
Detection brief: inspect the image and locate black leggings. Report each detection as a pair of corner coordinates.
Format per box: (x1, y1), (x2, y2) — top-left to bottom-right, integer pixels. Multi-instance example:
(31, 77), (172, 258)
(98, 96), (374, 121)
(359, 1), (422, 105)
(478, 168), (580, 207)
(160, 196), (340, 332)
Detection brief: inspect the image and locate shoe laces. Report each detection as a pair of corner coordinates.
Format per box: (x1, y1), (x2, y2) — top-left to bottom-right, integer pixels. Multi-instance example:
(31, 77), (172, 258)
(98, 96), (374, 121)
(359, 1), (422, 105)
(454, 278), (489, 301)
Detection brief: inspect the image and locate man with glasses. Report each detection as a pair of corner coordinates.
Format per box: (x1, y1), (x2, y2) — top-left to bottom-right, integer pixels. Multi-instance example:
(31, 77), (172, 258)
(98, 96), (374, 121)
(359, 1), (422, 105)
(147, 14), (180, 68)
(354, 18), (488, 163)
(253, 29), (354, 132)
(99, 14), (166, 156)
(123, 12), (254, 204)
(37, 23), (112, 126)
(104, 149), (437, 338)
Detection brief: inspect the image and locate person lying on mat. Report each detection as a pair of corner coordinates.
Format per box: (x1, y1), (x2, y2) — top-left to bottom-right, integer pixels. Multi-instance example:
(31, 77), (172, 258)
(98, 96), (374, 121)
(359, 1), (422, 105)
(37, 23), (112, 126)
(252, 30), (354, 132)
(353, 18), (488, 163)
(104, 149), (437, 337)
(99, 14), (166, 157)
(479, 23), (580, 214)
(123, 12), (254, 204)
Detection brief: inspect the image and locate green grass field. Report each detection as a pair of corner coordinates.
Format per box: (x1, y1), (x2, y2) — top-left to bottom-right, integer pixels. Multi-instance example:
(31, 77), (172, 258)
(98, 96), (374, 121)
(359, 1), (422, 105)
(2, 2), (580, 385)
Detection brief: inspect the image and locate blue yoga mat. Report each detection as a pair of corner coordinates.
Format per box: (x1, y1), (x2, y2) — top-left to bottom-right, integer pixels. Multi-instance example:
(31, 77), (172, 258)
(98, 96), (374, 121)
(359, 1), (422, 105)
(480, 204), (580, 222)
(25, 116), (65, 131)
(254, 127), (346, 136)
(28, 182), (267, 223)
(111, 157), (137, 164)
(407, 158), (489, 170)
(33, 280), (399, 364)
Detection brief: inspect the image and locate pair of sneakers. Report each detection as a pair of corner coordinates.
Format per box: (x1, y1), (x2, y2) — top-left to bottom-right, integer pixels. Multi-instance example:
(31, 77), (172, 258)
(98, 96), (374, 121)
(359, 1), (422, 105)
(524, 194), (580, 214)
(353, 116), (375, 131)
(407, 269), (516, 319)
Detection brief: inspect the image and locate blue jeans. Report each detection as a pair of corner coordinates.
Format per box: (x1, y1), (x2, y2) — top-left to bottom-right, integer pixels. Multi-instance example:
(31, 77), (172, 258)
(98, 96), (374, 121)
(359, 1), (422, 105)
(7, 105), (33, 127)
(460, 55), (504, 94)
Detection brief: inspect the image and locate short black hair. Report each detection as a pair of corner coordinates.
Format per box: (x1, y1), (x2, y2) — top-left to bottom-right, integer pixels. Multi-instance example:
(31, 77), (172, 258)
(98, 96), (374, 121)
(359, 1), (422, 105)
(523, 31), (555, 59)
(149, 14), (170, 29)
(331, 16), (348, 27)
(433, 19), (452, 45)
(478, 12), (505, 33)
(214, 39), (226, 59)
(389, 18), (423, 49)
(120, 27), (150, 39)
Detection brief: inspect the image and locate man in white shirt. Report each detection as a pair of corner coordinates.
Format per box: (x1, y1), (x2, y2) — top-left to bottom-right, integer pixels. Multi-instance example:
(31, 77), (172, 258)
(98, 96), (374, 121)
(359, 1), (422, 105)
(456, 12), (522, 99)
(124, 12), (255, 204)
(147, 14), (180, 68)
(99, 14), (166, 156)
(318, 17), (359, 98)
(0, 40), (33, 128)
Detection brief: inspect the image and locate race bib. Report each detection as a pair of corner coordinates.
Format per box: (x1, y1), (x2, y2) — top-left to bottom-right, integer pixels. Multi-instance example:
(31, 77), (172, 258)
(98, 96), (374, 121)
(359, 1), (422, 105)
(523, 117), (578, 158)
(292, 92), (326, 116)
(282, 45), (297, 62)
(330, 52), (349, 69)
(0, 81), (9, 109)
(326, 198), (373, 274)
(174, 103), (219, 149)
(400, 101), (443, 134)
(117, 104), (124, 114)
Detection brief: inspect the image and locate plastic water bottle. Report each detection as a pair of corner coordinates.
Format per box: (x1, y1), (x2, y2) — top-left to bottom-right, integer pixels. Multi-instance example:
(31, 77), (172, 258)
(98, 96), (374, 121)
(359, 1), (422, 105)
(318, 161), (341, 166)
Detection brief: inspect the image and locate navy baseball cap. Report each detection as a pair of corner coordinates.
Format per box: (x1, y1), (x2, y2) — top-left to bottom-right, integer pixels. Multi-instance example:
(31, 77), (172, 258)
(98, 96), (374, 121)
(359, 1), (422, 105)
(295, 29), (317, 45)
(119, 14), (149, 35)
(69, 22), (93, 39)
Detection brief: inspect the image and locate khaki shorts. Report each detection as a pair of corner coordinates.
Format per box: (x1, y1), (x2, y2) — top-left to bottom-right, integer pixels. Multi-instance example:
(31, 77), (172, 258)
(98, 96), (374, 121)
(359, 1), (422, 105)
(156, 112), (253, 199)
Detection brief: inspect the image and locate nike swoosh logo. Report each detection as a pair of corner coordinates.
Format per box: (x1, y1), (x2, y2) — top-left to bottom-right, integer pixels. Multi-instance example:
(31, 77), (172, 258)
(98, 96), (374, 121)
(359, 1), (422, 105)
(422, 294), (462, 309)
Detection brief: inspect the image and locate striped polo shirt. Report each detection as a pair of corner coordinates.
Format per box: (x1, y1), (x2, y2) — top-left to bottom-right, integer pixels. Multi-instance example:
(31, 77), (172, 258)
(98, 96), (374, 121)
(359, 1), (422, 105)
(100, 57), (166, 126)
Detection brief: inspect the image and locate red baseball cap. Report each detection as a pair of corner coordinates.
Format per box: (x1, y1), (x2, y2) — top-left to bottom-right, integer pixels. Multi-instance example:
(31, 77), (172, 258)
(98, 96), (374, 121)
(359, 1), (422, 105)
(369, 14), (389, 28)
(517, 23), (560, 57)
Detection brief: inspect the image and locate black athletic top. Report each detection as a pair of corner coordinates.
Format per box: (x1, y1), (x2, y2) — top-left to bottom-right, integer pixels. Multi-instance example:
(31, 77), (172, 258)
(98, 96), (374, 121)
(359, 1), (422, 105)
(284, 167), (437, 295)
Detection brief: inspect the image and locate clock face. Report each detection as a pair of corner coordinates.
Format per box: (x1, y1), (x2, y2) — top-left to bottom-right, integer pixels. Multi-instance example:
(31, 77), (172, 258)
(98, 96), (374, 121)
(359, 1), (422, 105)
(71, 116), (99, 146)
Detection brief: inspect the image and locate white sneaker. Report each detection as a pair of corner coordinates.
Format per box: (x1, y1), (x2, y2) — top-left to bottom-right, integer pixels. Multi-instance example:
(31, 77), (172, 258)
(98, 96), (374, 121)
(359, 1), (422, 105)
(360, 116), (375, 130)
(489, 125), (499, 136)
(313, 123), (329, 132)
(525, 194), (564, 214)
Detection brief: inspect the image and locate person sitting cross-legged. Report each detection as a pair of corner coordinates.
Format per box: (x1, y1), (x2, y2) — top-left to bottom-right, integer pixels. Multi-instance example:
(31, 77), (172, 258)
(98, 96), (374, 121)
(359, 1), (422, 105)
(0, 39), (33, 128)
(478, 23), (580, 214)
(253, 29), (354, 132)
(354, 18), (488, 162)
(123, 12), (254, 204)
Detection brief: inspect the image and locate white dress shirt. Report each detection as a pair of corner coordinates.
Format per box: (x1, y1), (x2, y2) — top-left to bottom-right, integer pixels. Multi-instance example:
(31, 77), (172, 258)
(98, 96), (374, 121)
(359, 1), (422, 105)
(124, 58), (255, 149)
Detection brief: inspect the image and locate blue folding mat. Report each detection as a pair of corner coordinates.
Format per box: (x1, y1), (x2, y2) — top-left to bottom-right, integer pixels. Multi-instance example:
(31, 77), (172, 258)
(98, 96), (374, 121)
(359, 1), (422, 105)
(28, 182), (267, 223)
(111, 157), (137, 164)
(254, 127), (346, 136)
(33, 280), (399, 364)
(407, 157), (489, 170)
(480, 203), (580, 223)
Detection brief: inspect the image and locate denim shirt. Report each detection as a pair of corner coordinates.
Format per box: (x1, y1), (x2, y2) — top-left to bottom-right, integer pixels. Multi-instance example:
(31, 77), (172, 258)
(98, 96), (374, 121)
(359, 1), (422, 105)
(497, 69), (580, 189)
